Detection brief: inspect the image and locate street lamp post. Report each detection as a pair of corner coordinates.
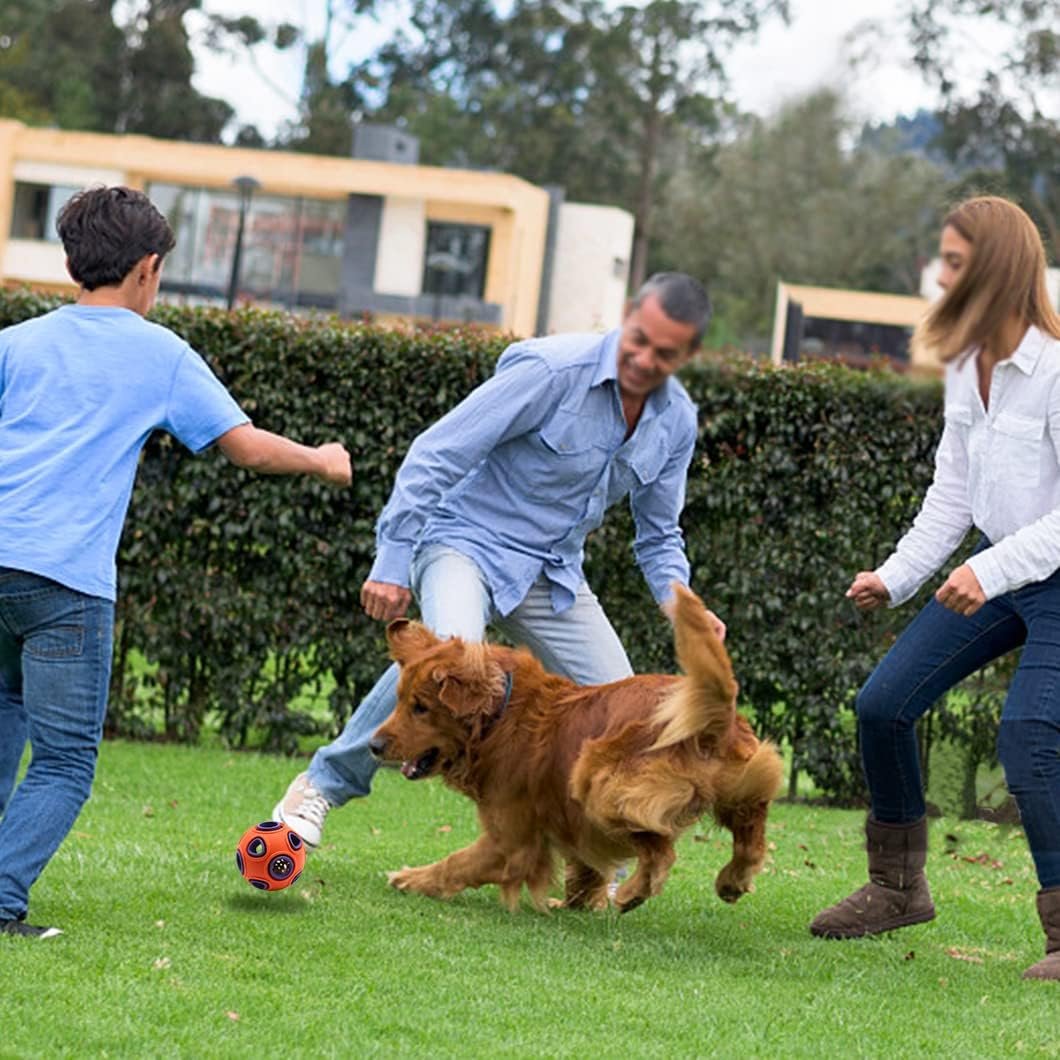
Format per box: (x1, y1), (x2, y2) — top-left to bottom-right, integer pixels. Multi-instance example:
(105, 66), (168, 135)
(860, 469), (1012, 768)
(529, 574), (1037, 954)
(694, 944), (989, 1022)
(226, 175), (260, 311)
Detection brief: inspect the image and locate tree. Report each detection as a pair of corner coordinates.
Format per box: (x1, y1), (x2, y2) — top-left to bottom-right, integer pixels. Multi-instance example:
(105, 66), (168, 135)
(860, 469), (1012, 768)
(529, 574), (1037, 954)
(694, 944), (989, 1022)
(592, 1), (790, 287)
(121, 0), (232, 141)
(0, 0), (126, 131)
(0, 0), (244, 142)
(359, 0), (789, 287)
(901, 0), (1060, 260)
(268, 0), (378, 155)
(653, 90), (949, 342)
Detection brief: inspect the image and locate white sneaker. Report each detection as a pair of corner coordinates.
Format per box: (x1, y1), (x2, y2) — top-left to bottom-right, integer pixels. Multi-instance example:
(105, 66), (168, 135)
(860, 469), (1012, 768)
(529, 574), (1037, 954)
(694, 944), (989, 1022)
(272, 772), (331, 848)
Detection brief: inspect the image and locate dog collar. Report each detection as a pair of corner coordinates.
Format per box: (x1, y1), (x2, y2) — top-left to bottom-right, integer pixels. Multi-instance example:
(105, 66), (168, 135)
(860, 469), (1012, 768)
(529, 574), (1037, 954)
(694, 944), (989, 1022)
(481, 671), (514, 738)
(498, 670), (513, 715)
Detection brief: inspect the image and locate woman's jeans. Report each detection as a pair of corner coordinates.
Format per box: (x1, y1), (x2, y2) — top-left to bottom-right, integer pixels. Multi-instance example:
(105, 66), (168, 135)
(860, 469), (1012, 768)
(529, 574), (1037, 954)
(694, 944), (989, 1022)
(858, 563), (1060, 888)
(0, 568), (114, 921)
(308, 544), (634, 806)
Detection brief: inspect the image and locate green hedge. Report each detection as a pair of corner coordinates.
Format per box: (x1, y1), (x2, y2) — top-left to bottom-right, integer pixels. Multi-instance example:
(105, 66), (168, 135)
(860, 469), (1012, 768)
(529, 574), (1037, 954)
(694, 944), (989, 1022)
(1, 290), (960, 800)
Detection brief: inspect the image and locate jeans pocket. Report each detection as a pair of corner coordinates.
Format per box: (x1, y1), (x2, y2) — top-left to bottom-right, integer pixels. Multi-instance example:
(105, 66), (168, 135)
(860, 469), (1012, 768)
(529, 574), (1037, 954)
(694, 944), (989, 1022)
(23, 595), (87, 660)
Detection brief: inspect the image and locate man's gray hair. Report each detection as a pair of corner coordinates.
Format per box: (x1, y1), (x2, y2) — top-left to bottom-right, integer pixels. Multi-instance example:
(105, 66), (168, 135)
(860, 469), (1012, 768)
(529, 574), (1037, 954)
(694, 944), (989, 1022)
(630, 272), (712, 347)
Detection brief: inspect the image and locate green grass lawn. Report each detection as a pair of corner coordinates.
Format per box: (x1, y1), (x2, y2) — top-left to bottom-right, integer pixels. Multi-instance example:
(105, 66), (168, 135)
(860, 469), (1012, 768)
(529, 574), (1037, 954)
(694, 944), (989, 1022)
(3, 740), (1056, 1059)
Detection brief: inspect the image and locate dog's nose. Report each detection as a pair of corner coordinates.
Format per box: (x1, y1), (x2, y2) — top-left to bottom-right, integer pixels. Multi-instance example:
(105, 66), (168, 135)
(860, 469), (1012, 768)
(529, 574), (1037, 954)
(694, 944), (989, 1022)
(368, 736), (387, 758)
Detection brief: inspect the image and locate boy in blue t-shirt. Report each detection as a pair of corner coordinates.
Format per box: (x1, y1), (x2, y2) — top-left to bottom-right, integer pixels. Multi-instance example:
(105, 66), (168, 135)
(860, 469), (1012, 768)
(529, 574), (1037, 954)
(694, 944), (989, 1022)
(0, 186), (352, 938)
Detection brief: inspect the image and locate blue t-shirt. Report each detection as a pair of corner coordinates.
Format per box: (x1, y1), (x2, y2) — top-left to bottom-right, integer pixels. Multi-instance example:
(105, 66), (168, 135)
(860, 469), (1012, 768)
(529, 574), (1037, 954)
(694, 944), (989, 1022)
(0, 304), (249, 600)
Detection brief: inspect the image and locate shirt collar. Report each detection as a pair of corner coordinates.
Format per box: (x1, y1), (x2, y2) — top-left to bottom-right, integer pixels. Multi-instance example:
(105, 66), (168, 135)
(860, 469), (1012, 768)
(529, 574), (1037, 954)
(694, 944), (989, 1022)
(1006, 325), (1049, 376)
(591, 328), (674, 415)
(592, 330), (620, 387)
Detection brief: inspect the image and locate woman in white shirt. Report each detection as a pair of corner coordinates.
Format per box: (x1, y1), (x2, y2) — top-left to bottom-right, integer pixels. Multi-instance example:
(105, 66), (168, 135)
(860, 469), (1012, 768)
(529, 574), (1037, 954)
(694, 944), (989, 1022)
(810, 196), (1060, 983)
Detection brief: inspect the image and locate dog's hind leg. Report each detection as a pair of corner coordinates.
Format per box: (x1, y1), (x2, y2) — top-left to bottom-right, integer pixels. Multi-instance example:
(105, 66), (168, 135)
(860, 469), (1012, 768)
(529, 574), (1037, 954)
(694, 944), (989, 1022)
(613, 833), (677, 914)
(713, 801), (770, 903)
(552, 859), (610, 911)
(388, 835), (507, 901)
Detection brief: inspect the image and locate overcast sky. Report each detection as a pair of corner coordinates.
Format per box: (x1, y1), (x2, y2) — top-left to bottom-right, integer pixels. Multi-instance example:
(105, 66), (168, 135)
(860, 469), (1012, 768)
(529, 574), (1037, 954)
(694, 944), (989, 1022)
(188, 0), (961, 140)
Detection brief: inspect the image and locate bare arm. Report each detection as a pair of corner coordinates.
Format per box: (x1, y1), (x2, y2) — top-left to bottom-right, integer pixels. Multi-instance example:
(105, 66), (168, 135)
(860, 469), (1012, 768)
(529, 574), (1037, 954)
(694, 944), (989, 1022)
(216, 423), (351, 486)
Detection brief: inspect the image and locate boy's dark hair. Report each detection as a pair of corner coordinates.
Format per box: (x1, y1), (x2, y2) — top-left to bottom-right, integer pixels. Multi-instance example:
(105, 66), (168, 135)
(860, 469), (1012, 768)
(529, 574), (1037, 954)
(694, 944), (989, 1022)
(631, 272), (712, 347)
(56, 186), (176, 291)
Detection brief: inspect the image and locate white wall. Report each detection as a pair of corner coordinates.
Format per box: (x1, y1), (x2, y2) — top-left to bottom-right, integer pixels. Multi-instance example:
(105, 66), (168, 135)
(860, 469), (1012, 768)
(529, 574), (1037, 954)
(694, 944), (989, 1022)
(374, 197), (426, 296)
(13, 160), (125, 188)
(3, 238), (67, 285)
(547, 203), (634, 333)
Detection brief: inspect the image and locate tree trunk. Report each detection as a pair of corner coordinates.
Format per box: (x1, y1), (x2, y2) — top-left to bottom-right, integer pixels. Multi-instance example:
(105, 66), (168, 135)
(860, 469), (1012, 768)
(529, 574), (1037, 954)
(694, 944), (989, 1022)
(629, 56), (663, 291)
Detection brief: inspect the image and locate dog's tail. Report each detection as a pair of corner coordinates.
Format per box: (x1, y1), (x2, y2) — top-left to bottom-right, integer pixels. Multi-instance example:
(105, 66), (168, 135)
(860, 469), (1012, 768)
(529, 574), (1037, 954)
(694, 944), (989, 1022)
(649, 583), (738, 752)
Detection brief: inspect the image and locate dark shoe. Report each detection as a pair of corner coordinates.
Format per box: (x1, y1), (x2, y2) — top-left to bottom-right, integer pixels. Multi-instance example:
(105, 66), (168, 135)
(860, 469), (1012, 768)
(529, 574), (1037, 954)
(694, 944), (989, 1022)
(0, 918), (62, 939)
(810, 817), (936, 939)
(1023, 887), (1060, 981)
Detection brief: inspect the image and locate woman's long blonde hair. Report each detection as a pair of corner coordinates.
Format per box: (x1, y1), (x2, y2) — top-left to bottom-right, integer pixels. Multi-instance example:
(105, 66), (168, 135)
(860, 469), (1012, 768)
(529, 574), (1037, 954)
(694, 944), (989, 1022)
(914, 195), (1060, 363)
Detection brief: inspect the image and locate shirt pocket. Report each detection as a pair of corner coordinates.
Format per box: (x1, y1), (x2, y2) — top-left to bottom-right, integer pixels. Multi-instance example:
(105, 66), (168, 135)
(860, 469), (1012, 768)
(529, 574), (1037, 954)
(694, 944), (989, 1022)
(611, 436), (672, 500)
(991, 411), (1043, 488)
(627, 438), (670, 486)
(521, 413), (604, 489)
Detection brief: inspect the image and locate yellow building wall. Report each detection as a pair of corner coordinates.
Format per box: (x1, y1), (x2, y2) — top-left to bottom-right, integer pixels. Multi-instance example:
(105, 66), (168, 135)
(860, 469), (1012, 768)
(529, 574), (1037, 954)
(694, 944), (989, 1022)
(0, 121), (550, 335)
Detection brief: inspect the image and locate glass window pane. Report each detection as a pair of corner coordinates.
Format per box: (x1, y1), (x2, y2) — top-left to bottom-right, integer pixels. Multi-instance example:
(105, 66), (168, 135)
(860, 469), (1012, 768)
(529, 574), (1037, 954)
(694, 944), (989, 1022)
(147, 182), (345, 305)
(150, 182), (200, 284)
(10, 182), (79, 242)
(422, 223), (490, 299)
(295, 199), (345, 298)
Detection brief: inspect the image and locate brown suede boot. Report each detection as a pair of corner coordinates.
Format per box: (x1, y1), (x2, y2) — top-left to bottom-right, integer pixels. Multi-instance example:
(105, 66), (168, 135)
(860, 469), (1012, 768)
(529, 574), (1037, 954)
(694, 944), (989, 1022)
(810, 817), (936, 939)
(1022, 887), (1060, 981)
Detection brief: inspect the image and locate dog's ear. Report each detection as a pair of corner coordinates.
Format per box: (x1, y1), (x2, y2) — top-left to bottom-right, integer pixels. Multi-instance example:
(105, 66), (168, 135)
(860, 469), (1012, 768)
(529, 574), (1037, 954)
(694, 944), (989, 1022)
(431, 643), (505, 718)
(386, 618), (440, 664)
(433, 672), (484, 717)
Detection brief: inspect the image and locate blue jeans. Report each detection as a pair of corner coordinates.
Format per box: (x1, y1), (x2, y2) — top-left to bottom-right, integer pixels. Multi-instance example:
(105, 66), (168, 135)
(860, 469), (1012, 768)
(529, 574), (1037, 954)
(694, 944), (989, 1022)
(308, 544), (634, 805)
(858, 558), (1060, 888)
(0, 569), (114, 921)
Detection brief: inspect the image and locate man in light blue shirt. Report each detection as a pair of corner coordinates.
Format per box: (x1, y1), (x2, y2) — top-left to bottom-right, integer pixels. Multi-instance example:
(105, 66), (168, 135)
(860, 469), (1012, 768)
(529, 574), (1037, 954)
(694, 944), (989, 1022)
(274, 272), (717, 847)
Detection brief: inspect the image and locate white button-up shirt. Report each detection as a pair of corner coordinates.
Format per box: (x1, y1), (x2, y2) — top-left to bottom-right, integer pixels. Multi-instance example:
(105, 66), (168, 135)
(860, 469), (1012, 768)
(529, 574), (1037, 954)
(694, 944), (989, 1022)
(877, 325), (1060, 606)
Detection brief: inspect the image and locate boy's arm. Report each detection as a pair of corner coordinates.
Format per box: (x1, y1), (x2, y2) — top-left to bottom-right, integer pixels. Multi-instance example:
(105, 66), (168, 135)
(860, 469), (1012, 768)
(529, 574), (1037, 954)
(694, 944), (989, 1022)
(216, 424), (351, 486)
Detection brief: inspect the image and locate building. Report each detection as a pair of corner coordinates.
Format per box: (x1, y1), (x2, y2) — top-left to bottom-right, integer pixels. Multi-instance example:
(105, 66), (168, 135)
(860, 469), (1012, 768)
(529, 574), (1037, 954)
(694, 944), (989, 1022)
(0, 120), (633, 336)
(772, 262), (1060, 374)
(770, 282), (933, 373)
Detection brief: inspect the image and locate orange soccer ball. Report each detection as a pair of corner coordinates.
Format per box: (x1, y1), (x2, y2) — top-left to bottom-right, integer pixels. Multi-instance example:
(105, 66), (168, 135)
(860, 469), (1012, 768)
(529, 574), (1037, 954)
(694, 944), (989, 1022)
(235, 821), (306, 891)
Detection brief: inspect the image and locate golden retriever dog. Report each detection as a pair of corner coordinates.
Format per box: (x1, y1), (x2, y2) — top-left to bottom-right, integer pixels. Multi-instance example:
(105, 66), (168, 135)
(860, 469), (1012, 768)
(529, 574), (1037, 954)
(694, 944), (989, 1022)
(368, 584), (783, 913)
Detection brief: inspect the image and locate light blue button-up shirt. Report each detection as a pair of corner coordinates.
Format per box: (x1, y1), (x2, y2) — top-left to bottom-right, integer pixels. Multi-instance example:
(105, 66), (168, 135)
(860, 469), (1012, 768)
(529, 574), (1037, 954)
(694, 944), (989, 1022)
(367, 329), (697, 615)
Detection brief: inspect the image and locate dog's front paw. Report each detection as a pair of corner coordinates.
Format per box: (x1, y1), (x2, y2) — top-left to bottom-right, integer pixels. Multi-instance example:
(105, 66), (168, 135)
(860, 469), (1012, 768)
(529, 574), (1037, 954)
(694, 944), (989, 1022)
(387, 865), (445, 897)
(714, 864), (754, 903)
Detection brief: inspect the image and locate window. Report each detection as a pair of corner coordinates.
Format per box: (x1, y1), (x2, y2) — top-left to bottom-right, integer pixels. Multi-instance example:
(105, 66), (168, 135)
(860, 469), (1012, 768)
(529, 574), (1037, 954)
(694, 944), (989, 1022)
(148, 183), (346, 306)
(9, 182), (80, 241)
(801, 317), (913, 367)
(422, 223), (490, 299)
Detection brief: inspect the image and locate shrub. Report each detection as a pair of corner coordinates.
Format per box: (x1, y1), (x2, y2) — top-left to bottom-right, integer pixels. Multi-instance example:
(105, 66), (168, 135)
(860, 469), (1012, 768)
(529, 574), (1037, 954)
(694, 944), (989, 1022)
(1, 290), (962, 798)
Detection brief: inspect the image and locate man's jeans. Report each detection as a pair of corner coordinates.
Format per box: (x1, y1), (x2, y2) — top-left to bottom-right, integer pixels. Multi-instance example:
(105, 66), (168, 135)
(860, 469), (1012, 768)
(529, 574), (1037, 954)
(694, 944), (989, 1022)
(858, 558), (1060, 888)
(308, 544), (634, 806)
(0, 569), (113, 920)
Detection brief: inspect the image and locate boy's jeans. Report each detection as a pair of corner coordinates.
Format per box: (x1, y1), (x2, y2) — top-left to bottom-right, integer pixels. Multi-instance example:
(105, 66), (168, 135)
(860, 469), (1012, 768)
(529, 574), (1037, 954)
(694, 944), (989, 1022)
(857, 550), (1060, 888)
(0, 568), (113, 920)
(308, 544), (634, 806)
